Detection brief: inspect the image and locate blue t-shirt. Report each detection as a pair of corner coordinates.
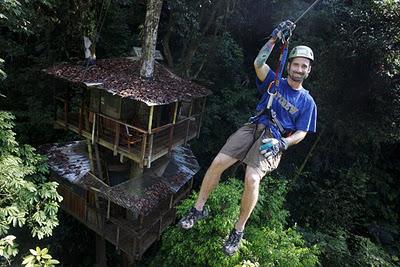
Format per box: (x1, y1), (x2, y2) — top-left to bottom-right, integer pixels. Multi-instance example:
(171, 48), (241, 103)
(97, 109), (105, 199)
(255, 69), (317, 139)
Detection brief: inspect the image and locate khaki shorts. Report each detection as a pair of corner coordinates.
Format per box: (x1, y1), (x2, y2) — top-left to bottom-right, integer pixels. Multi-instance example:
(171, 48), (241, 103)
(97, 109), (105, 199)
(219, 123), (282, 177)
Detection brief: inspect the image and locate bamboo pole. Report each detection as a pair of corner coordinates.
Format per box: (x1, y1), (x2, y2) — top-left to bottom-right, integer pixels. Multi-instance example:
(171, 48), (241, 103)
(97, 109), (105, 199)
(113, 123), (120, 156)
(168, 101), (179, 152)
(140, 133), (147, 168)
(147, 134), (154, 168)
(173, 101), (178, 124)
(94, 143), (104, 181)
(87, 141), (95, 175)
(168, 125), (174, 152)
(107, 199), (110, 220)
(184, 100), (193, 145)
(91, 114), (96, 144)
(148, 106), (154, 133)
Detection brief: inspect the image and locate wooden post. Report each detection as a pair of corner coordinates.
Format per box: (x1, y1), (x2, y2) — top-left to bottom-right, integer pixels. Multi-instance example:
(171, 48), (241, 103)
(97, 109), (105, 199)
(168, 101), (178, 152)
(184, 100), (193, 145)
(94, 143), (104, 181)
(92, 153), (106, 267)
(113, 123), (120, 156)
(168, 126), (174, 152)
(140, 133), (147, 168)
(147, 106), (154, 168)
(172, 101), (178, 124)
(107, 199), (110, 219)
(92, 114), (97, 144)
(147, 134), (154, 168)
(87, 141), (95, 174)
(85, 109), (97, 180)
(148, 106), (154, 133)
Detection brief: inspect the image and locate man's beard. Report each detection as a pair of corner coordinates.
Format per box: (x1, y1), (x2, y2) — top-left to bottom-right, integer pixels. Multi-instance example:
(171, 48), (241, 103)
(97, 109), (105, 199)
(288, 71), (308, 82)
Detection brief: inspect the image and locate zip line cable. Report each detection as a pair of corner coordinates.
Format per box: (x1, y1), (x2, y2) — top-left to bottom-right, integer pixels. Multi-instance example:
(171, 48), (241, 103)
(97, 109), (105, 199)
(293, 0), (322, 24)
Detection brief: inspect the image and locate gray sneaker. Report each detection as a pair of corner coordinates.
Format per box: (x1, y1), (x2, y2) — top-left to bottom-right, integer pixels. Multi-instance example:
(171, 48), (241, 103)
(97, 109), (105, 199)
(222, 229), (244, 256)
(178, 207), (209, 230)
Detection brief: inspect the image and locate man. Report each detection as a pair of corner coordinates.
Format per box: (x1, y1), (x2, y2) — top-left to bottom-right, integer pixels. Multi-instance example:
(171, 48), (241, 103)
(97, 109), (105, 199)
(178, 20), (317, 256)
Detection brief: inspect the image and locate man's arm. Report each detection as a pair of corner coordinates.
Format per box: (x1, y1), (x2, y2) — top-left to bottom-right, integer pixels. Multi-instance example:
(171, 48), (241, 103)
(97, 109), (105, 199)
(254, 37), (277, 82)
(260, 130), (308, 158)
(282, 130), (307, 148)
(254, 20), (296, 82)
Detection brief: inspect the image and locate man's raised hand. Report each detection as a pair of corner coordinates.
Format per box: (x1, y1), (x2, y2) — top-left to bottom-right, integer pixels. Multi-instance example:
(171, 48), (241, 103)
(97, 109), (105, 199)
(271, 20), (296, 40)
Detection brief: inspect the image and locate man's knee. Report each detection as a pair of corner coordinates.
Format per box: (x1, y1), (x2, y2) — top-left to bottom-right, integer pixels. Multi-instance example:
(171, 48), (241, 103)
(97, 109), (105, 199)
(245, 170), (261, 187)
(209, 153), (233, 173)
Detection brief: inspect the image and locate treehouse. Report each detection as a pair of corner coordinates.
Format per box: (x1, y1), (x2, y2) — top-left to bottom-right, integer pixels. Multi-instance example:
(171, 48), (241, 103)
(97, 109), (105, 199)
(45, 58), (210, 168)
(41, 57), (211, 263)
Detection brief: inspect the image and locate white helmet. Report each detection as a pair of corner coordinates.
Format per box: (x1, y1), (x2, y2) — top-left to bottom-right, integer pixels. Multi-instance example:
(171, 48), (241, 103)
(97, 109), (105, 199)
(288, 45), (314, 62)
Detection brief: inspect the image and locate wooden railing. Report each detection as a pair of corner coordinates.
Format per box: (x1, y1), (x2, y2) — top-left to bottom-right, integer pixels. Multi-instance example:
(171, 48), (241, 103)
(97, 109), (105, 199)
(54, 101), (202, 168)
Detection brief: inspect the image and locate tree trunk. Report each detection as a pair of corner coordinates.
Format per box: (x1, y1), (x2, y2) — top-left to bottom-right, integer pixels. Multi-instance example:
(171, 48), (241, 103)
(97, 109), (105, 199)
(140, 0), (163, 80)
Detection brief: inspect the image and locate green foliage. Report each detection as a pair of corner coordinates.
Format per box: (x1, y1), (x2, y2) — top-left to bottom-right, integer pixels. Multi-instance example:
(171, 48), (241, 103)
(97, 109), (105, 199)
(250, 175), (289, 228)
(151, 179), (243, 267)
(245, 226), (319, 267)
(22, 247), (59, 267)
(0, 111), (62, 264)
(350, 235), (395, 267)
(0, 0), (58, 57)
(302, 230), (396, 266)
(0, 235), (18, 263)
(151, 178), (319, 266)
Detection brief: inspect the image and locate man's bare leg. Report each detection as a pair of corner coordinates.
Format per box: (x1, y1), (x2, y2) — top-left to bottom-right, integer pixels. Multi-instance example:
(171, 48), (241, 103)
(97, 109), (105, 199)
(235, 166), (262, 232)
(222, 166), (261, 255)
(178, 153), (238, 229)
(194, 153), (238, 211)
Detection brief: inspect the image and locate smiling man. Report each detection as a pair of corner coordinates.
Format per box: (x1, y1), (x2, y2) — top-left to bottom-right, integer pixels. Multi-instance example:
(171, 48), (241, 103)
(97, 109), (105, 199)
(178, 20), (317, 256)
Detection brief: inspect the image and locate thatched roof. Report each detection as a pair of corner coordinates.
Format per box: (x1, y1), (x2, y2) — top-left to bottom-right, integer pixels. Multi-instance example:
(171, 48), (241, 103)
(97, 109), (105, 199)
(44, 58), (212, 106)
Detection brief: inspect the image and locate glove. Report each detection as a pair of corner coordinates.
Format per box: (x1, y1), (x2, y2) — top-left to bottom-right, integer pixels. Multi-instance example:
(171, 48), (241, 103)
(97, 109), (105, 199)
(271, 20), (296, 40)
(259, 138), (288, 158)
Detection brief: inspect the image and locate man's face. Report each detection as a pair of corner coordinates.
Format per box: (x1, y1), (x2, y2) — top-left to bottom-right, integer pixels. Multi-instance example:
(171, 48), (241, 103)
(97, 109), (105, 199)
(287, 57), (312, 83)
